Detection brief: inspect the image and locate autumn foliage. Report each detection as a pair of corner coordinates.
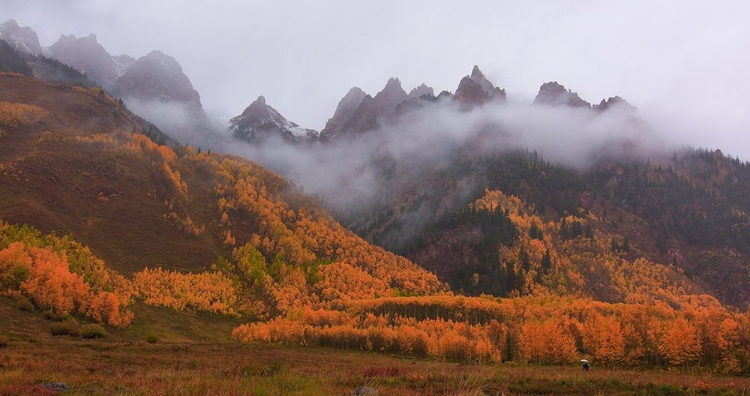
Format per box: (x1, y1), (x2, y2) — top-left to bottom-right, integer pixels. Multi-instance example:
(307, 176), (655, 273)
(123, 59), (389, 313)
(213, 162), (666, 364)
(0, 101), (48, 132)
(232, 295), (750, 371)
(0, 224), (133, 327)
(1, 77), (749, 375)
(132, 267), (238, 316)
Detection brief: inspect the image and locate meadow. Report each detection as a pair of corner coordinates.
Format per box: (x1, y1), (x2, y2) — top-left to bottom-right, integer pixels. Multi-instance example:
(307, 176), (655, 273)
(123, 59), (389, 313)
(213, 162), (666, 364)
(1, 298), (748, 396)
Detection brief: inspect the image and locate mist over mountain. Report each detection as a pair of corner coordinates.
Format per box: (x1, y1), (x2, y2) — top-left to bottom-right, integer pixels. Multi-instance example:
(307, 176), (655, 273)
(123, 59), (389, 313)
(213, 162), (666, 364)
(0, 19), (225, 149)
(5, 4), (750, 384)
(49, 33), (119, 89)
(0, 18), (43, 55)
(223, 66), (659, 207)
(2, 16), (748, 309)
(230, 95), (318, 144)
(211, 66), (749, 307)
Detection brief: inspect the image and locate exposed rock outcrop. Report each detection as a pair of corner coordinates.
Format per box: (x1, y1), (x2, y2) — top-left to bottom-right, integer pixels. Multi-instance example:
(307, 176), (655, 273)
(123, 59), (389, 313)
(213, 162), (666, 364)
(49, 33), (119, 88)
(533, 81), (591, 108)
(0, 19), (43, 55)
(112, 50), (202, 110)
(319, 87), (367, 142)
(231, 95), (318, 144)
(454, 65), (506, 108)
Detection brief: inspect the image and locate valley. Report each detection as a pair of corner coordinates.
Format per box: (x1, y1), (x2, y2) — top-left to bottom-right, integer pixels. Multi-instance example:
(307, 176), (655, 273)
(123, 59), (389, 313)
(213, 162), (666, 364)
(1, 10), (750, 394)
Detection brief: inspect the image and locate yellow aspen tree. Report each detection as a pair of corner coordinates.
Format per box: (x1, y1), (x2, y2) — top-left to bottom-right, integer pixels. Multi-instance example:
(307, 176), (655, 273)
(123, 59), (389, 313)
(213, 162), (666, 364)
(658, 317), (702, 366)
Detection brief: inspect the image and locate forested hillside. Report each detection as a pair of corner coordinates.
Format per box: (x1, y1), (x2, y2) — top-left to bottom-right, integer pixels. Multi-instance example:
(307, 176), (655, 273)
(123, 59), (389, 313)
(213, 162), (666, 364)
(0, 73), (444, 320)
(1, 72), (749, 373)
(343, 148), (750, 308)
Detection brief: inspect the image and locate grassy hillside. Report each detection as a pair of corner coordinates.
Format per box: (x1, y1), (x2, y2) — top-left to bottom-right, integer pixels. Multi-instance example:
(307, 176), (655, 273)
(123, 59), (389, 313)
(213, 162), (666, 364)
(0, 72), (444, 319)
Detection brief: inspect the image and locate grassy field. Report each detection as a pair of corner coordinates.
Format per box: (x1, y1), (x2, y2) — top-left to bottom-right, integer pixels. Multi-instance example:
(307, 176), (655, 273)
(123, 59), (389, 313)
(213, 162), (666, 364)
(2, 298), (749, 395)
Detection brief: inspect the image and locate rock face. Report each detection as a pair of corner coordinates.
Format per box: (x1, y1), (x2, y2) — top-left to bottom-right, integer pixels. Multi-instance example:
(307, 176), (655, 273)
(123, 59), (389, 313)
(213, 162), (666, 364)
(533, 81), (591, 108)
(230, 95), (318, 144)
(371, 77), (409, 118)
(112, 50), (202, 110)
(112, 54), (136, 77)
(395, 92), (439, 116)
(408, 83), (434, 99)
(454, 65), (506, 107)
(49, 33), (119, 88)
(319, 87), (367, 142)
(0, 19), (43, 55)
(322, 78), (409, 140)
(594, 96), (636, 112)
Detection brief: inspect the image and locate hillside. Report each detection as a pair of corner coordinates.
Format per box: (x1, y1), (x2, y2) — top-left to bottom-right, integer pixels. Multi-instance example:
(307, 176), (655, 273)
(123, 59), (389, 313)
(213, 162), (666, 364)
(0, 73), (444, 321)
(1, 72), (750, 373)
(341, 148), (750, 308)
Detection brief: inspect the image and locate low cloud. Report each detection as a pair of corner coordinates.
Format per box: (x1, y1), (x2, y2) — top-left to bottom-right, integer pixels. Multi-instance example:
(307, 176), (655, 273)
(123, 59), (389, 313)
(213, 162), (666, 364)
(123, 98), (230, 150)
(205, 100), (672, 216)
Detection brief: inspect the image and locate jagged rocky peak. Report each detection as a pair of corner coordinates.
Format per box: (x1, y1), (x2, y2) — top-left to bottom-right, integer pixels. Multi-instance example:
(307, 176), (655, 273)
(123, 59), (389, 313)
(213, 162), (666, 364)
(241, 95), (268, 116)
(231, 95), (318, 144)
(327, 77), (408, 138)
(49, 32), (118, 88)
(351, 78), (408, 128)
(374, 77), (409, 110)
(328, 87), (368, 124)
(455, 65), (506, 107)
(470, 65), (483, 78)
(112, 50), (202, 109)
(533, 81), (591, 108)
(0, 18), (43, 55)
(319, 87), (368, 142)
(408, 83), (434, 99)
(594, 96), (636, 113)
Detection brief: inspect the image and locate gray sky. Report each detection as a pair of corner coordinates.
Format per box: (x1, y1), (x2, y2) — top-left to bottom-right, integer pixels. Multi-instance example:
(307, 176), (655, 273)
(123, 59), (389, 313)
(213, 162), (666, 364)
(3, 0), (750, 160)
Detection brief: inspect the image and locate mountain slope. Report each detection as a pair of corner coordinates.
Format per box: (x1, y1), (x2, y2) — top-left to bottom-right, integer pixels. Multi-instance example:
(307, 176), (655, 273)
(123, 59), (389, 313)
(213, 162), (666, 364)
(0, 18), (43, 55)
(314, 76), (750, 308)
(49, 33), (119, 89)
(0, 73), (444, 318)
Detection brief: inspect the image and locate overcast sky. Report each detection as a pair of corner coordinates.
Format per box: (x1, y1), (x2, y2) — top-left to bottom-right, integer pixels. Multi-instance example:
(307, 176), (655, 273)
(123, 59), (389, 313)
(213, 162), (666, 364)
(3, 0), (750, 160)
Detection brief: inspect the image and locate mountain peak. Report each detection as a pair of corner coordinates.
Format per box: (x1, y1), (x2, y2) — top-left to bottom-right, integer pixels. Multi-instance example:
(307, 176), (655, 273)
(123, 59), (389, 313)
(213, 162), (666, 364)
(241, 95), (269, 117)
(385, 77), (401, 88)
(455, 66), (506, 107)
(232, 96), (318, 143)
(49, 32), (118, 88)
(320, 87), (368, 142)
(373, 77), (408, 108)
(3, 18), (18, 28)
(0, 18), (43, 55)
(112, 50), (201, 109)
(471, 65), (484, 79)
(534, 81), (591, 108)
(594, 96), (636, 112)
(408, 83), (434, 99)
(380, 77), (406, 98)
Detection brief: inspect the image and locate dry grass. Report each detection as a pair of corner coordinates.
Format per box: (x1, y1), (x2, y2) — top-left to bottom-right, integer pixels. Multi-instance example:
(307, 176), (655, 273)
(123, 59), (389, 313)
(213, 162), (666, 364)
(0, 337), (747, 395)
(1, 297), (749, 395)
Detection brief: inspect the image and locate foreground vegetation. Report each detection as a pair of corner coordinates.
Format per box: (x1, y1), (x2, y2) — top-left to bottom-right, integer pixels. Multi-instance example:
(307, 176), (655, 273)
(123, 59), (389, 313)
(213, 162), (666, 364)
(1, 298), (748, 396)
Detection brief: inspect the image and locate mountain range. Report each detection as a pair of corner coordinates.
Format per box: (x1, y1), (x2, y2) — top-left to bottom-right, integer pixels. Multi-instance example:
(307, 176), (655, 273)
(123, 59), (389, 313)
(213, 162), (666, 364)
(2, 18), (750, 373)
(2, 19), (748, 311)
